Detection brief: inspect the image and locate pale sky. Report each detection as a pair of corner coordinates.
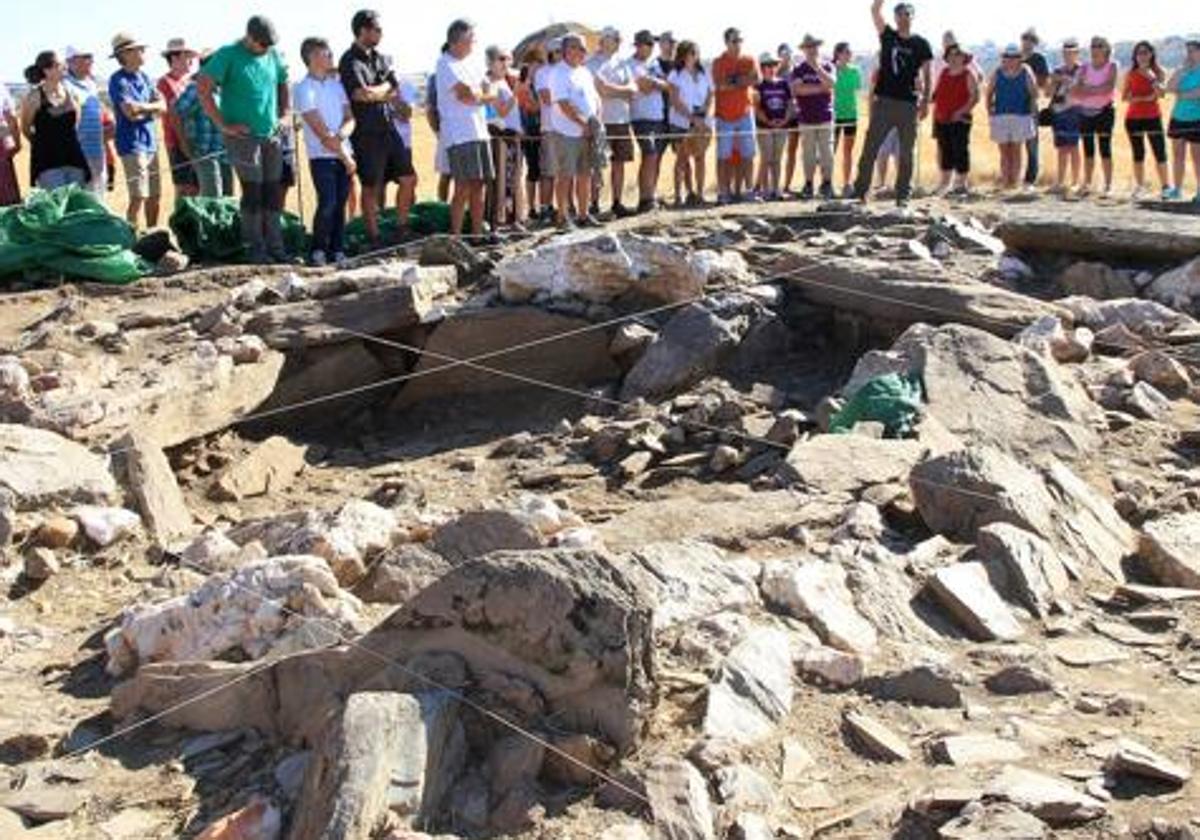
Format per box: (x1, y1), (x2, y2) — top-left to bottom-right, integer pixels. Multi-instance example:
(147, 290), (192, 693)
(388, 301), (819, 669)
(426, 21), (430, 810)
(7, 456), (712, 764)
(6, 0), (1194, 83)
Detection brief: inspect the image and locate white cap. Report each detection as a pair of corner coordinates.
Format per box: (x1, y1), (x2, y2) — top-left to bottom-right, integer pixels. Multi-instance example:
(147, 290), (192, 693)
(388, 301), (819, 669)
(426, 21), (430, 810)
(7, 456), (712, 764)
(64, 45), (95, 60)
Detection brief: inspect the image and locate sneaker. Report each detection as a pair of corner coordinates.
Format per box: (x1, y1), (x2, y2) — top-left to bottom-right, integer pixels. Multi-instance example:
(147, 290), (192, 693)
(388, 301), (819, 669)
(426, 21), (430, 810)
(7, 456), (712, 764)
(1161, 186), (1177, 200)
(1163, 187), (1183, 201)
(895, 196), (911, 209)
(1130, 186), (1146, 202)
(331, 252), (348, 265)
(716, 194), (732, 206)
(589, 203), (601, 217)
(747, 192), (765, 204)
(578, 214), (603, 228)
(636, 199), (656, 214)
(819, 182), (834, 201)
(798, 183), (814, 200)
(555, 217), (576, 232)
(309, 250), (327, 268)
(612, 203), (634, 218)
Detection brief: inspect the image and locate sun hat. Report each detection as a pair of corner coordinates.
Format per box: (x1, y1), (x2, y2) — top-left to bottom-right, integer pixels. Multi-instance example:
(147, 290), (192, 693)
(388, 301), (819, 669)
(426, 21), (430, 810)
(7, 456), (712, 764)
(759, 52), (779, 65)
(1062, 38), (1080, 50)
(633, 30), (657, 47)
(800, 34), (823, 49)
(110, 32), (148, 58)
(600, 26), (620, 41)
(162, 37), (199, 59)
(1021, 28), (1040, 45)
(1002, 43), (1022, 59)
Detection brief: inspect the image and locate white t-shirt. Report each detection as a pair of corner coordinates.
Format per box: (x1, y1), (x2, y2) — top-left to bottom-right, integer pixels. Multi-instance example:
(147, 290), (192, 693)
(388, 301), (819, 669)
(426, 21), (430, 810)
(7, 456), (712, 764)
(294, 75), (351, 161)
(487, 77), (522, 133)
(667, 68), (713, 130)
(629, 55), (666, 122)
(435, 51), (489, 148)
(534, 64), (556, 132)
(548, 62), (601, 138)
(587, 52), (633, 125)
(391, 78), (419, 148)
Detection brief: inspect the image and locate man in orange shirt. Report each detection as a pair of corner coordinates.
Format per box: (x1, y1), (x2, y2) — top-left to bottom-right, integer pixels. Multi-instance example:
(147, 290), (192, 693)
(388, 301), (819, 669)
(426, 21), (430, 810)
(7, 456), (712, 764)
(712, 27), (761, 202)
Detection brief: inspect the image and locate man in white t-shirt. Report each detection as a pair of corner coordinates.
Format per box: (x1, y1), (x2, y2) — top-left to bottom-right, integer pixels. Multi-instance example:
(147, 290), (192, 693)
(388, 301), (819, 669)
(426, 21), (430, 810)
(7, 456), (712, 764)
(435, 18), (498, 238)
(294, 37), (356, 265)
(629, 30), (671, 213)
(587, 27), (637, 216)
(548, 32), (602, 229)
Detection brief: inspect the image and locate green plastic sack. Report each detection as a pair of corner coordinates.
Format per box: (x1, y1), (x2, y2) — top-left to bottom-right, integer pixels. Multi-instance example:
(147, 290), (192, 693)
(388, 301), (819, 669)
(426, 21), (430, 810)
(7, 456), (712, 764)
(343, 201), (456, 255)
(829, 372), (925, 438)
(170, 196), (308, 261)
(0, 186), (148, 283)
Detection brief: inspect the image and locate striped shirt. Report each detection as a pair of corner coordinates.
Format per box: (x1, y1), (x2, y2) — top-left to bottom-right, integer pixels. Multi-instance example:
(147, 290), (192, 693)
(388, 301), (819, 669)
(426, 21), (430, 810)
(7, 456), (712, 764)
(174, 82), (225, 157)
(65, 73), (105, 160)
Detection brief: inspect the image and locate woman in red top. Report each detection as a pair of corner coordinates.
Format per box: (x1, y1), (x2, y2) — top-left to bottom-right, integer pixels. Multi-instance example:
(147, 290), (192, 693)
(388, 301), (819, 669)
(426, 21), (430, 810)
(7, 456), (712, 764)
(932, 43), (979, 196)
(1123, 40), (1169, 199)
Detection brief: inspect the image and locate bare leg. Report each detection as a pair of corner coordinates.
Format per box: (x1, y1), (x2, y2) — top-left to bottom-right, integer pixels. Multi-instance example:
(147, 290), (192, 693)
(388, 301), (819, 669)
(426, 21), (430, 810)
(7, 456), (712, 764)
(145, 197), (160, 228)
(126, 197), (143, 227)
(450, 179), (469, 236)
(468, 181), (486, 236)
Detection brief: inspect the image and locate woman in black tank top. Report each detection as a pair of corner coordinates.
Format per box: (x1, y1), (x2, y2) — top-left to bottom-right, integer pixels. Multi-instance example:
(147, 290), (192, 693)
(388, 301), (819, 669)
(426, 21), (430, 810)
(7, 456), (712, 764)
(20, 51), (90, 190)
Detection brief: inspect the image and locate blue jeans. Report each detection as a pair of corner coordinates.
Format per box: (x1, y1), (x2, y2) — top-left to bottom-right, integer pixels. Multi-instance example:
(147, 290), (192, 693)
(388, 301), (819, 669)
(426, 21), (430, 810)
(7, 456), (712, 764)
(716, 114), (756, 161)
(309, 158), (350, 256)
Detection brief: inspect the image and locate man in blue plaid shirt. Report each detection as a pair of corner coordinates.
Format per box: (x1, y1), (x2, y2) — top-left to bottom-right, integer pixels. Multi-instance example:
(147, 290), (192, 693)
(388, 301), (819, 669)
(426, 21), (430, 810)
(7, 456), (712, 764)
(174, 51), (233, 197)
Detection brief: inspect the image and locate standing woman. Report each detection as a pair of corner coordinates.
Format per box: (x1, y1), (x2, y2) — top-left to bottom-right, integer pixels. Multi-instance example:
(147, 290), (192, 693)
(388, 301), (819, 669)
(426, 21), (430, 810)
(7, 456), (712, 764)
(932, 42), (978, 196)
(1166, 38), (1200, 203)
(987, 44), (1038, 191)
(777, 44), (800, 195)
(1075, 36), (1118, 196)
(832, 43), (861, 198)
(668, 40), (713, 207)
(1048, 39), (1083, 196)
(20, 52), (90, 190)
(517, 50), (546, 221)
(0, 80), (22, 206)
(1123, 41), (1170, 200)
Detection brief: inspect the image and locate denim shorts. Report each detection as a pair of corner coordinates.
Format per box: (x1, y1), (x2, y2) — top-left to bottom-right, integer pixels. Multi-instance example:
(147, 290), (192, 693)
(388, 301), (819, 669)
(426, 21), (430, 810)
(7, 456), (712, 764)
(716, 114), (756, 161)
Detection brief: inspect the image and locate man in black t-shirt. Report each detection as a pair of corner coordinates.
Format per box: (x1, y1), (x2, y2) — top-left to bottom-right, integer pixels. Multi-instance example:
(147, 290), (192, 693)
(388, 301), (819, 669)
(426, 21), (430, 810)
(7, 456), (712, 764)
(338, 9), (413, 247)
(851, 0), (933, 205)
(1020, 28), (1050, 187)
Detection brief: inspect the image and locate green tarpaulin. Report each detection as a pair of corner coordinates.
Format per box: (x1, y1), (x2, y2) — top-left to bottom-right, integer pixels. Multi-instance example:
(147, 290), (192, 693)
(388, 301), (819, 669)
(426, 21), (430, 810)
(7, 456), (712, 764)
(829, 373), (925, 438)
(343, 202), (454, 254)
(170, 197), (308, 261)
(0, 186), (149, 284)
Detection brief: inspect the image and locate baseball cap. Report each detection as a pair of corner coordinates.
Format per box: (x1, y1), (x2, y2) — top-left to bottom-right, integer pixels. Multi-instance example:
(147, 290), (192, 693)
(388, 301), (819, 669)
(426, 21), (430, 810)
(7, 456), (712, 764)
(724, 27), (743, 44)
(894, 3), (915, 15)
(1021, 28), (1040, 45)
(600, 26), (620, 41)
(1062, 38), (1080, 50)
(658, 31), (675, 44)
(759, 52), (779, 65)
(64, 45), (93, 61)
(1002, 43), (1021, 59)
(633, 30), (656, 47)
(561, 32), (586, 50)
(247, 15), (278, 47)
(800, 34), (823, 49)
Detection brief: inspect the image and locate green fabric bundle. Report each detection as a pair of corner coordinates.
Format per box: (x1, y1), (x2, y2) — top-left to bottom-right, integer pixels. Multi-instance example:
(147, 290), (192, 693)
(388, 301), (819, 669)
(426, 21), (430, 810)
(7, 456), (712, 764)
(829, 372), (925, 438)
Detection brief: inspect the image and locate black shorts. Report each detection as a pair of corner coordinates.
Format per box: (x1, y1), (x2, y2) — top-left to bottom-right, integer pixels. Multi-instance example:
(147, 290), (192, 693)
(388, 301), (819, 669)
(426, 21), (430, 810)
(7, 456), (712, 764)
(835, 120), (858, 141)
(631, 119), (668, 156)
(168, 146), (199, 188)
(1169, 118), (1200, 143)
(352, 130), (415, 188)
(605, 123), (635, 163)
(522, 130), (542, 182)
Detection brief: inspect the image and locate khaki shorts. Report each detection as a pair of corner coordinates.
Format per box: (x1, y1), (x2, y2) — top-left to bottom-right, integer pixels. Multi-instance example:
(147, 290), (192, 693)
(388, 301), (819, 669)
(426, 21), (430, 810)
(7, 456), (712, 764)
(757, 129), (787, 164)
(120, 152), (162, 200)
(552, 135), (590, 177)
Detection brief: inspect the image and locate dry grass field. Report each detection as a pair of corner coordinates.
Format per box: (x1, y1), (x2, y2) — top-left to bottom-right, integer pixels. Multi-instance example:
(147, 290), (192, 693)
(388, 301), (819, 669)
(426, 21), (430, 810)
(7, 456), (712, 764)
(8, 99), (1196, 230)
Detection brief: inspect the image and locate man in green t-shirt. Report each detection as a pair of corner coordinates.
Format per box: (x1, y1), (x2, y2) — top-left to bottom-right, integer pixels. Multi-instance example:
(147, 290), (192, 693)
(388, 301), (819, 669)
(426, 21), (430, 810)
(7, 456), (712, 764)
(197, 15), (291, 263)
(832, 42), (863, 196)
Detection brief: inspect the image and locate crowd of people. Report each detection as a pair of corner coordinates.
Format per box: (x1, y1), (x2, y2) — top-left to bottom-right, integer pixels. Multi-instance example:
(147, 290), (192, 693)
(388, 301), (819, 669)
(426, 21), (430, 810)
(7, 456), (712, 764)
(1, 2), (1199, 266)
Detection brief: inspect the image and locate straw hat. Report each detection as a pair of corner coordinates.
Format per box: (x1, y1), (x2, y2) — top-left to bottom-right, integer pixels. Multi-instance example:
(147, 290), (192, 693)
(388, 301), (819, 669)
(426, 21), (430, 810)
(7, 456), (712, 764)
(110, 32), (147, 58)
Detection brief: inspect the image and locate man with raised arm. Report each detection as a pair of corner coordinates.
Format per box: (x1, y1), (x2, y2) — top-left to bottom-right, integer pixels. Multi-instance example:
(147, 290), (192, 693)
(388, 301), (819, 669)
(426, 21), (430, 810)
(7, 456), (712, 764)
(850, 0), (933, 207)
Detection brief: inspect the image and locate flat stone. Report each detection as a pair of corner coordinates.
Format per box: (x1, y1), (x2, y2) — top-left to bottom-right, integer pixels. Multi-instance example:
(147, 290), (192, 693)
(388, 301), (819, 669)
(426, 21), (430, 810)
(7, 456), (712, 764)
(1104, 739), (1192, 786)
(0, 786), (84, 823)
(644, 757), (716, 840)
(985, 766), (1106, 825)
(0, 424), (117, 511)
(843, 709), (911, 762)
(211, 436), (307, 502)
(627, 540), (761, 631)
(430, 510), (544, 563)
(119, 431), (194, 545)
(977, 523), (1070, 618)
(1049, 637), (1131, 668)
(704, 625), (794, 745)
(797, 646), (864, 688)
(864, 664), (963, 708)
(938, 801), (1048, 839)
(996, 205), (1200, 263)
(927, 562), (1024, 642)
(23, 548), (60, 582)
(780, 435), (926, 496)
(713, 764), (777, 809)
(1140, 513), (1200, 589)
(984, 665), (1055, 696)
(621, 304), (749, 401)
(932, 734), (1027, 766)
(761, 559), (878, 655)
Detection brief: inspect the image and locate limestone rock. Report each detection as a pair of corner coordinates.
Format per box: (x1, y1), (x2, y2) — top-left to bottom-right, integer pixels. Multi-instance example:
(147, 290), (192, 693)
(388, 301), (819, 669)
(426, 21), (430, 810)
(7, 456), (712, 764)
(1058, 296), (1196, 336)
(33, 515), (79, 549)
(1127, 381), (1171, 420)
(977, 523), (1070, 618)
(211, 436), (308, 502)
(287, 691), (464, 840)
(180, 530), (243, 572)
(984, 665), (1054, 696)
(1104, 739), (1192, 786)
(627, 540), (760, 631)
(938, 801), (1048, 839)
(780, 435), (926, 496)
(1058, 262), (1136, 300)
(704, 625), (794, 744)
(931, 734), (1027, 766)
(119, 431), (194, 545)
(985, 766), (1106, 825)
(1146, 255), (1200, 315)
(864, 664), (962, 708)
(644, 757), (715, 840)
(196, 797), (282, 840)
(431, 510), (544, 563)
(995, 205), (1200, 263)
(104, 555), (363, 676)
(497, 230), (752, 304)
(0, 424), (117, 510)
(621, 304), (749, 400)
(24, 547), (60, 581)
(761, 560), (878, 655)
(1013, 316), (1090, 364)
(75, 505), (141, 548)
(713, 764), (777, 809)
(1140, 513), (1200, 588)
(798, 646), (865, 688)
(843, 709), (911, 762)
(927, 562), (1024, 642)
(1131, 351), (1192, 395)
(354, 545), (453, 605)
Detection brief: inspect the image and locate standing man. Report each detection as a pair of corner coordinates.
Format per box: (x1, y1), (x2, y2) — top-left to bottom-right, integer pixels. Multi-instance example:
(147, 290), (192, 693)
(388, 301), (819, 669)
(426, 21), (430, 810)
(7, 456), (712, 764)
(339, 10), (412, 248)
(158, 38), (200, 200)
(712, 27), (760, 204)
(198, 16), (291, 264)
(588, 27), (637, 217)
(548, 33), (602, 229)
(175, 52), (234, 197)
(791, 34), (837, 200)
(850, 1), (933, 207)
(64, 46), (109, 201)
(629, 30), (670, 213)
(1020, 28), (1050, 189)
(436, 18), (497, 239)
(109, 33), (165, 229)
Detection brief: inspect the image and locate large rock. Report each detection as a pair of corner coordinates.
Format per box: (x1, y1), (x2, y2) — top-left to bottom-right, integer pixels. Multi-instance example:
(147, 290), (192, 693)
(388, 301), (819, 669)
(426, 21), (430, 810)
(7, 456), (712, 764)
(118, 431), (193, 545)
(1058, 262), (1136, 300)
(1146, 255), (1200, 316)
(995, 205), (1200, 263)
(779, 435), (926, 496)
(211, 436), (307, 502)
(626, 540), (761, 631)
(621, 304), (749, 400)
(393, 307), (619, 408)
(852, 324), (1101, 462)
(354, 544), (452, 605)
(644, 757), (716, 840)
(976, 523), (1070, 618)
(761, 560), (878, 655)
(287, 691), (464, 840)
(254, 341), (388, 433)
(497, 231), (752, 305)
(927, 562), (1024, 642)
(774, 251), (1069, 338)
(938, 802), (1048, 840)
(104, 555), (364, 676)
(0, 424), (117, 511)
(431, 510), (544, 563)
(703, 625), (794, 744)
(1057, 296), (1197, 336)
(911, 448), (1133, 582)
(985, 766), (1106, 825)
(1139, 513), (1200, 588)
